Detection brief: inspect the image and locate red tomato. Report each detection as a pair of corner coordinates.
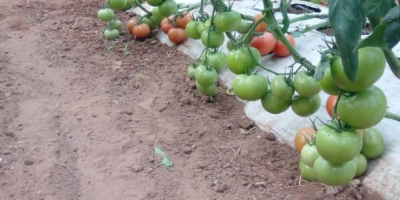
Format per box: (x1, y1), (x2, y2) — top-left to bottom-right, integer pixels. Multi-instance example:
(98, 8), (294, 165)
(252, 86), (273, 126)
(175, 12), (192, 29)
(168, 28), (186, 44)
(326, 95), (338, 118)
(294, 127), (316, 153)
(132, 24), (150, 39)
(274, 34), (295, 57)
(250, 32), (277, 55)
(254, 13), (267, 32)
(127, 18), (137, 34)
(161, 18), (175, 34)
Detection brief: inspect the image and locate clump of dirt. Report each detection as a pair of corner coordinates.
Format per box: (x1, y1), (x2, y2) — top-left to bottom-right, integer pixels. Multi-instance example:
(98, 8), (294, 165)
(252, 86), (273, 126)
(0, 0), (384, 200)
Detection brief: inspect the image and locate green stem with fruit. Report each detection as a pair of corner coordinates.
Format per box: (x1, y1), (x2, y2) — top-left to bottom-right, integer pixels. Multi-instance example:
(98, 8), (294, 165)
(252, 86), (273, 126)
(204, 1), (217, 70)
(385, 111), (400, 122)
(134, 0), (152, 15)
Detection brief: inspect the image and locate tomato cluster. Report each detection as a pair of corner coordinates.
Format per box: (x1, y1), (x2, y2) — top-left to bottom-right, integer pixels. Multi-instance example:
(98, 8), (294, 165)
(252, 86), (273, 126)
(294, 124), (385, 185)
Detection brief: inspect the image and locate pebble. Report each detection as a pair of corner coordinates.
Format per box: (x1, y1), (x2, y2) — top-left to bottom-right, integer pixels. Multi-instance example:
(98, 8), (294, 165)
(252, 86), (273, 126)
(4, 93), (12, 98)
(182, 146), (192, 154)
(213, 179), (228, 193)
(181, 98), (190, 105)
(124, 110), (133, 115)
(265, 132), (276, 141)
(24, 160), (34, 166)
(131, 165), (144, 173)
(350, 179), (362, 187)
(4, 131), (15, 138)
(223, 162), (232, 169)
(238, 119), (255, 130)
(197, 161), (208, 169)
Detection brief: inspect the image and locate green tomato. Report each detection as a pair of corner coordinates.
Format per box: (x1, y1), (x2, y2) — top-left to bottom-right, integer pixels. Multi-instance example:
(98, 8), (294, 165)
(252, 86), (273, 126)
(108, 0), (127, 10)
(187, 65), (197, 78)
(261, 92), (291, 114)
(330, 47), (386, 92)
(186, 21), (202, 39)
(361, 128), (385, 159)
(207, 52), (227, 72)
(213, 11), (242, 32)
(316, 123), (362, 164)
(194, 65), (218, 87)
(110, 19), (122, 30)
(226, 40), (235, 51)
(122, 0), (133, 10)
(299, 161), (318, 182)
(201, 30), (225, 48)
(354, 154), (368, 178)
(291, 95), (321, 117)
(142, 17), (158, 30)
(337, 85), (387, 129)
(151, 7), (164, 24)
(97, 8), (115, 22)
(103, 29), (120, 39)
(196, 81), (218, 96)
(293, 71), (321, 98)
(301, 144), (319, 167)
(270, 75), (294, 100)
(227, 47), (261, 75)
(147, 0), (163, 6)
(159, 0), (178, 17)
(233, 74), (268, 101)
(197, 19), (211, 35)
(318, 67), (340, 95)
(314, 156), (356, 186)
(236, 20), (252, 34)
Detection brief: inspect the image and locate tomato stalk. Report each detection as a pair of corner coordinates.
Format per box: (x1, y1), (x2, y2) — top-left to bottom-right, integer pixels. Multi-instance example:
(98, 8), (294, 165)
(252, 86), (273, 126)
(300, 20), (330, 34)
(262, 0), (316, 72)
(133, 0), (152, 15)
(179, 1), (205, 14)
(277, 14), (328, 24)
(384, 111), (400, 122)
(204, 0), (218, 70)
(236, 19), (267, 45)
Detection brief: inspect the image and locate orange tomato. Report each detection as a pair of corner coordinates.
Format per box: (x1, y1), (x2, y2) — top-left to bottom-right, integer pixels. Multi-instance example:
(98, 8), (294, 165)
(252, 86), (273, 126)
(273, 33), (295, 57)
(326, 95), (338, 118)
(168, 28), (186, 44)
(250, 32), (277, 55)
(294, 127), (316, 153)
(175, 12), (192, 29)
(132, 24), (150, 39)
(254, 13), (268, 32)
(161, 18), (175, 34)
(127, 18), (137, 34)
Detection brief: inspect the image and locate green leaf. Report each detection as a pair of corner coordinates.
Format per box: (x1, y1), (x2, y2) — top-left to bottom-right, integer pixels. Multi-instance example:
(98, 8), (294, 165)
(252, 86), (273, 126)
(314, 50), (334, 81)
(356, 22), (388, 50)
(384, 6), (400, 49)
(280, 0), (291, 34)
(328, 0), (367, 82)
(364, 0), (396, 18)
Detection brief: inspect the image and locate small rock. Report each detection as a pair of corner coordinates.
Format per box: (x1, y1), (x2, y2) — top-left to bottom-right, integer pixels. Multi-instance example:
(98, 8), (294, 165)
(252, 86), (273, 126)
(4, 131), (15, 138)
(350, 179), (362, 188)
(197, 161), (208, 169)
(24, 160), (34, 166)
(200, 95), (210, 102)
(4, 93), (12, 98)
(238, 119), (255, 130)
(5, 83), (12, 87)
(182, 146), (192, 154)
(227, 124), (233, 130)
(72, 148), (78, 153)
(213, 179), (228, 193)
(265, 132), (276, 141)
(91, 113), (97, 118)
(147, 191), (157, 198)
(124, 110), (133, 115)
(313, 190), (325, 200)
(325, 186), (341, 196)
(147, 168), (154, 173)
(181, 98), (190, 105)
(131, 165), (144, 173)
(209, 112), (219, 118)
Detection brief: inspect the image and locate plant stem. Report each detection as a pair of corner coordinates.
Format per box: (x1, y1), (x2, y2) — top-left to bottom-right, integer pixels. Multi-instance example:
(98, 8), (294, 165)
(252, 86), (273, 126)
(385, 111), (400, 122)
(367, 17), (381, 30)
(277, 14), (328, 24)
(134, 0), (152, 15)
(262, 0), (316, 71)
(237, 19), (265, 45)
(300, 20), (330, 34)
(204, 1), (217, 70)
(383, 48), (400, 78)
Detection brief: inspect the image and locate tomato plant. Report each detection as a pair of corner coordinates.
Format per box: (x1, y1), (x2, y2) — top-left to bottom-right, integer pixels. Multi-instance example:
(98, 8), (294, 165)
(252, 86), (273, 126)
(299, 161), (318, 182)
(201, 30), (224, 48)
(291, 95), (321, 117)
(104, 29), (120, 39)
(337, 85), (387, 129)
(318, 67), (340, 95)
(270, 75), (294, 100)
(227, 47), (260, 75)
(187, 65), (197, 78)
(273, 34), (295, 57)
(159, 0), (178, 17)
(214, 11), (242, 32)
(97, 8), (115, 22)
(354, 154), (368, 178)
(151, 7), (165, 24)
(250, 32), (277, 55)
(361, 128), (386, 159)
(110, 19), (122, 30)
(233, 74), (268, 101)
(294, 127), (316, 153)
(132, 23), (150, 38)
(236, 20), (251, 34)
(142, 17), (158, 30)
(176, 12), (192, 29)
(197, 19), (211, 35)
(261, 92), (292, 114)
(313, 156), (356, 186)
(301, 143), (319, 167)
(186, 21), (202, 39)
(315, 123), (362, 164)
(108, 0), (127, 10)
(196, 81), (218, 96)
(195, 64), (218, 87)
(161, 18), (175, 34)
(168, 28), (186, 44)
(207, 52), (227, 72)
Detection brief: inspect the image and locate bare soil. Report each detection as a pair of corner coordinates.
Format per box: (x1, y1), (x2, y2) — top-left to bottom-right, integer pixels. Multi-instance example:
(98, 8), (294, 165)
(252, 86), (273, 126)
(0, 0), (384, 200)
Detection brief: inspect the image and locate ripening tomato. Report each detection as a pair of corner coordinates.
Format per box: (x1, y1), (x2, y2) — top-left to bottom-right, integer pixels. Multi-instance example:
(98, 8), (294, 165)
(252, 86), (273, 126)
(168, 28), (186, 44)
(195, 64), (218, 87)
(293, 71), (321, 98)
(147, 0), (163, 6)
(326, 95), (338, 118)
(270, 75), (294, 100)
(314, 156), (356, 186)
(201, 29), (225, 48)
(161, 18), (175, 34)
(159, 0), (178, 17)
(227, 47), (261, 75)
(132, 23), (150, 38)
(97, 8), (115, 22)
(214, 11), (242, 32)
(294, 127), (316, 153)
(108, 0), (127, 10)
(142, 17), (158, 30)
(185, 21), (202, 39)
(187, 65), (197, 78)
(176, 12), (192, 29)
(233, 74), (268, 101)
(236, 20), (251, 34)
(318, 67), (340, 95)
(361, 128), (385, 159)
(254, 13), (267, 32)
(196, 81), (218, 96)
(354, 154), (368, 178)
(151, 7), (164, 24)
(301, 143), (319, 167)
(250, 32), (277, 55)
(330, 47), (386, 92)
(273, 34), (295, 57)
(103, 29), (119, 39)
(261, 92), (292, 114)
(291, 95), (321, 117)
(299, 161), (318, 181)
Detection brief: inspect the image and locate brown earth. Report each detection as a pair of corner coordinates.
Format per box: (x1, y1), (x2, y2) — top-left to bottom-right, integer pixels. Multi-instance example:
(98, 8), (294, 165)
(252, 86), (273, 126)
(0, 0), (385, 200)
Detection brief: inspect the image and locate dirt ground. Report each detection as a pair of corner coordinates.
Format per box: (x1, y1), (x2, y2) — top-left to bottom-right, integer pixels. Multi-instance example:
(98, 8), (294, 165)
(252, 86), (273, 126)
(0, 0), (385, 200)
